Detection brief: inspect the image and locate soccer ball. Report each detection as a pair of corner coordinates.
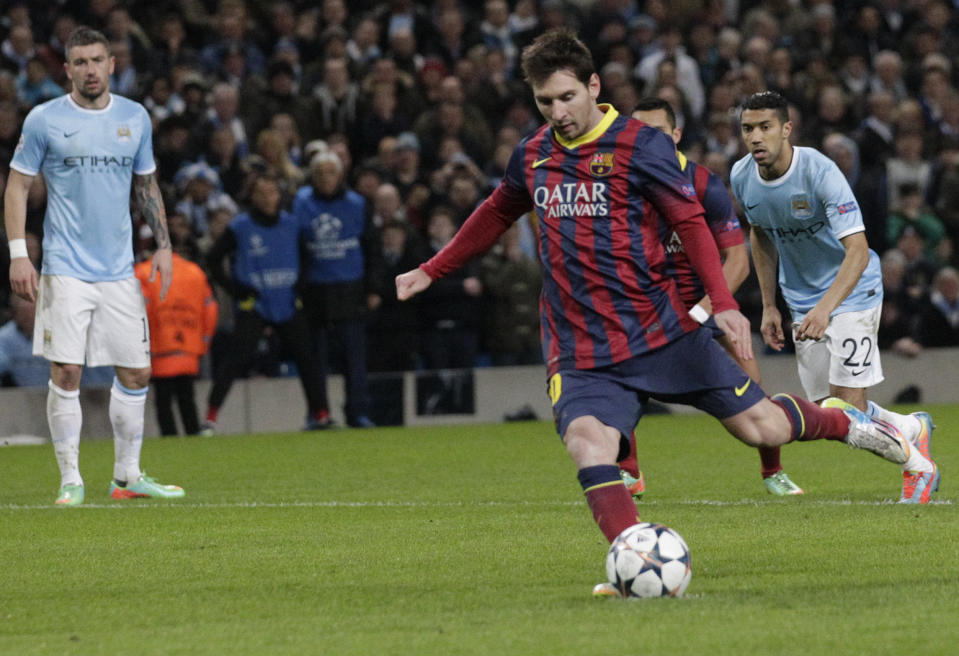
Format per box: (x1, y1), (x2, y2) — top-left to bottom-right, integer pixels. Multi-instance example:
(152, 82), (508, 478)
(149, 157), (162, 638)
(605, 522), (692, 598)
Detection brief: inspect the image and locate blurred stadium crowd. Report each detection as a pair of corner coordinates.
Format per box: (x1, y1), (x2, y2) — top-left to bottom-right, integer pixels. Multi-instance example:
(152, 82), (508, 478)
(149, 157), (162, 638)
(2, 0), (959, 389)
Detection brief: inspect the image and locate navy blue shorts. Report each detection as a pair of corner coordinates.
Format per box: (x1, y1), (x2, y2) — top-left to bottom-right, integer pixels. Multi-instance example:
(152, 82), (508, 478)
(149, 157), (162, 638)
(549, 327), (766, 440)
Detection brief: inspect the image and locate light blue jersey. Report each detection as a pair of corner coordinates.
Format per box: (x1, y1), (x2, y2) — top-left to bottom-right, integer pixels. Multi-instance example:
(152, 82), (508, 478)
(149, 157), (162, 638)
(10, 94), (155, 281)
(730, 146), (882, 320)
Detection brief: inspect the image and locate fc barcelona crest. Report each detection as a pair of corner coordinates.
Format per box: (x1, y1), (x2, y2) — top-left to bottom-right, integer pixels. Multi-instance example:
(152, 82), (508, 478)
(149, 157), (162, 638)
(117, 125), (131, 142)
(590, 152), (614, 176)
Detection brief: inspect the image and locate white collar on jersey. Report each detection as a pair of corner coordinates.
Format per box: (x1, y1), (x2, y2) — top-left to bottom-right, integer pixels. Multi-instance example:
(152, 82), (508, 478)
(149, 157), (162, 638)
(754, 145), (800, 188)
(66, 92), (114, 114)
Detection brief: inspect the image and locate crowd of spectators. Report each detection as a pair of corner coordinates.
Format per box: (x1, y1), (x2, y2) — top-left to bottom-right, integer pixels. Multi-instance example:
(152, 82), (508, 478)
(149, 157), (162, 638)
(2, 0), (959, 391)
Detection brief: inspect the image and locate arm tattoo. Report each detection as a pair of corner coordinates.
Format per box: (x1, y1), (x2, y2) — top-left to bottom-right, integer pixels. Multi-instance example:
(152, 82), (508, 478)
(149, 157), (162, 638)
(133, 173), (171, 249)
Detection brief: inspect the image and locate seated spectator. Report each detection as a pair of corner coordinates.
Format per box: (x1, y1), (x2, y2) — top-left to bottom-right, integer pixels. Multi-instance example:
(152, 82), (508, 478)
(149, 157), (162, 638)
(108, 39), (140, 99)
(152, 13), (200, 76)
(203, 125), (245, 199)
(255, 127), (305, 198)
(886, 130), (931, 211)
(878, 249), (922, 356)
(241, 58), (316, 143)
(920, 266), (959, 347)
(0, 101), (21, 165)
(0, 294), (52, 387)
(155, 114), (197, 188)
(142, 75), (185, 124)
(174, 162), (239, 237)
(310, 56), (361, 141)
(269, 112), (303, 167)
(387, 132), (427, 199)
(897, 227), (940, 303)
(0, 294), (112, 387)
(927, 137), (959, 250)
(887, 182), (948, 259)
(104, 6), (153, 74)
(635, 23), (706, 120)
(356, 81), (413, 159)
(370, 182), (407, 229)
(353, 164), (386, 205)
(855, 89), (896, 167)
(166, 212), (202, 263)
(444, 166), (486, 225)
(0, 25), (35, 77)
(346, 16), (382, 72)
(820, 132), (888, 253)
(199, 6), (266, 78)
(16, 57), (62, 106)
(200, 83), (250, 159)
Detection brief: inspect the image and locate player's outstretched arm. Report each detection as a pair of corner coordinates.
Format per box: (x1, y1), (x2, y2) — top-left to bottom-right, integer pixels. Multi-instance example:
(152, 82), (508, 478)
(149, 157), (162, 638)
(133, 172), (173, 301)
(3, 169), (39, 302)
(396, 268), (432, 301)
(713, 308), (754, 362)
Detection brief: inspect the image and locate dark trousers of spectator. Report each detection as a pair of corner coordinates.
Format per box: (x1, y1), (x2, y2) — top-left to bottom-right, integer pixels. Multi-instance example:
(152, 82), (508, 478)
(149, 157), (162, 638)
(208, 310), (326, 415)
(421, 328), (478, 370)
(154, 375), (201, 436)
(367, 329), (419, 372)
(314, 318), (371, 424)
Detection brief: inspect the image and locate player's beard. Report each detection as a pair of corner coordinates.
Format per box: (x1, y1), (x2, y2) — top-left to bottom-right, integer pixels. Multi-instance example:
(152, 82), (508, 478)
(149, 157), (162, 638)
(77, 77), (107, 103)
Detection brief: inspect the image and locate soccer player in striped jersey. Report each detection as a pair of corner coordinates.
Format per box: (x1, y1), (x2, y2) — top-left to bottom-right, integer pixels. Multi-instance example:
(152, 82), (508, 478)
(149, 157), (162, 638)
(622, 97), (803, 497)
(395, 30), (913, 596)
(732, 91), (938, 504)
(5, 26), (183, 505)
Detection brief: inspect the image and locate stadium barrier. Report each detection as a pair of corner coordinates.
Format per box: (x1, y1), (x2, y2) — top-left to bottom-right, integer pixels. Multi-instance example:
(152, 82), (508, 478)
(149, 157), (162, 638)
(2, 341), (958, 441)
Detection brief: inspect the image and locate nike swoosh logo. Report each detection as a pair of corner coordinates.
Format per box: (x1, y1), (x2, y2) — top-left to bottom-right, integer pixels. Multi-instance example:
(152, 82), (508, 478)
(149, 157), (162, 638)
(735, 379), (751, 397)
(532, 157), (551, 169)
(64, 130), (80, 138)
(850, 370), (865, 376)
(746, 203), (760, 210)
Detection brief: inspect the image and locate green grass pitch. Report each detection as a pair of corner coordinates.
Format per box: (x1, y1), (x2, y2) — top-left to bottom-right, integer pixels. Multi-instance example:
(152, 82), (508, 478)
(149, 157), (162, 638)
(2, 405), (958, 655)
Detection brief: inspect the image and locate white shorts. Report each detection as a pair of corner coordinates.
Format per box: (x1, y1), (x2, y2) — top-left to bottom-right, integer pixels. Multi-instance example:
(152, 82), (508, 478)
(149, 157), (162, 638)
(33, 275), (151, 369)
(793, 304), (883, 401)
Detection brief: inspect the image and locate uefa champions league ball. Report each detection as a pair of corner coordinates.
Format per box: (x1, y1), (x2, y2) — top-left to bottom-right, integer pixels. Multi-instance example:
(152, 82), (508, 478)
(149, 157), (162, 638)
(605, 523), (692, 598)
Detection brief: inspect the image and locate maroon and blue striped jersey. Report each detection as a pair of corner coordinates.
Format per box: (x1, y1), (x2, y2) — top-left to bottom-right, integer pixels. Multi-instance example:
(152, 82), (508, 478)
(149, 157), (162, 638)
(662, 152), (744, 309)
(421, 105), (737, 375)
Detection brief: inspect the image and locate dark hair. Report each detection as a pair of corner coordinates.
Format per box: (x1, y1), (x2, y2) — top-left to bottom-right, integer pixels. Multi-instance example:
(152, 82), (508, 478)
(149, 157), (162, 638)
(741, 91), (790, 124)
(520, 29), (595, 87)
(65, 26), (110, 57)
(632, 97), (676, 129)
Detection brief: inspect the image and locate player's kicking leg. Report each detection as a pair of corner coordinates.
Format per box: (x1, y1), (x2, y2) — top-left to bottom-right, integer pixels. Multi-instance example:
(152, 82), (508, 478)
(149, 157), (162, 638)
(864, 401), (939, 502)
(724, 392), (912, 466)
(822, 398), (938, 503)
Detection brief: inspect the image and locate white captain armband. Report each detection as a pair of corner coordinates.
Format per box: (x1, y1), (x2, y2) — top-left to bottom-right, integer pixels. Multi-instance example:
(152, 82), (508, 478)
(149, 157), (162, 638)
(8, 239), (27, 260)
(688, 303), (709, 324)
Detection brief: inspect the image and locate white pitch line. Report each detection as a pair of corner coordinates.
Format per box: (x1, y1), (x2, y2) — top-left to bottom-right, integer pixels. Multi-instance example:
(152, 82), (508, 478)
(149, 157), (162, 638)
(0, 498), (951, 511)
